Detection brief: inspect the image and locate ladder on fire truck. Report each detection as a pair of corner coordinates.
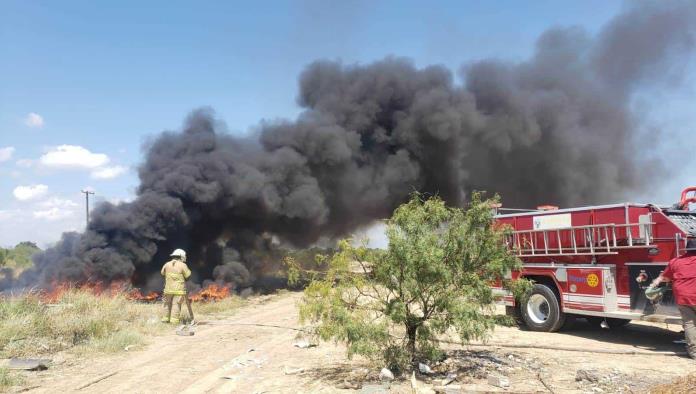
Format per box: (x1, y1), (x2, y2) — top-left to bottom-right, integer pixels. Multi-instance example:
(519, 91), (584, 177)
(506, 221), (656, 257)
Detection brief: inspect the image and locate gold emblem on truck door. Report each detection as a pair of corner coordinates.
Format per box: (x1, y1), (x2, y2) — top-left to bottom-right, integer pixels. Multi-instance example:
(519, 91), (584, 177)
(587, 273), (599, 288)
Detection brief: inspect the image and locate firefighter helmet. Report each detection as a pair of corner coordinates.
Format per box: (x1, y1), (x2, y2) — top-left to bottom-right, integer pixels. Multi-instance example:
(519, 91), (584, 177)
(170, 249), (187, 260)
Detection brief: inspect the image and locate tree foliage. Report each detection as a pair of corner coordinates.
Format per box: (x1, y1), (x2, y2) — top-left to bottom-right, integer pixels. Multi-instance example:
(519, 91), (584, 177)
(0, 242), (41, 269)
(291, 193), (529, 370)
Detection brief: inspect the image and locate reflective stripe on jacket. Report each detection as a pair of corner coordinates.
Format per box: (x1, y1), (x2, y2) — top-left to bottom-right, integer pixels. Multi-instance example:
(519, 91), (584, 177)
(161, 259), (192, 295)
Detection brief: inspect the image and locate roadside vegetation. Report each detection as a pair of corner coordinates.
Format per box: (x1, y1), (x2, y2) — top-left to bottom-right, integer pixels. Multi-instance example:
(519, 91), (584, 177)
(0, 367), (24, 392)
(0, 242), (41, 281)
(0, 287), (244, 391)
(0, 290), (167, 358)
(289, 192), (529, 372)
(0, 242), (41, 270)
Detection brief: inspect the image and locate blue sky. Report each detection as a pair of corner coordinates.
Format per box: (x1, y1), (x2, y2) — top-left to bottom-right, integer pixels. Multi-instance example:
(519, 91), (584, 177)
(1, 0), (694, 247)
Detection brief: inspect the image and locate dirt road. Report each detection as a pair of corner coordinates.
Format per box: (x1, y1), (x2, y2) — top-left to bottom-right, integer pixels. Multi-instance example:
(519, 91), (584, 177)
(19, 292), (695, 393)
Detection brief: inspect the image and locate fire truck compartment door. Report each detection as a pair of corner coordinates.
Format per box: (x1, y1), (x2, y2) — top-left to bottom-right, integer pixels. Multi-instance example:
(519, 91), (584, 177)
(564, 266), (617, 312)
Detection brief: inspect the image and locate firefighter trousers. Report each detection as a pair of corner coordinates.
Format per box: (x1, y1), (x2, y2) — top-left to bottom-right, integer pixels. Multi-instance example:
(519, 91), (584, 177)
(163, 294), (185, 323)
(678, 305), (696, 359)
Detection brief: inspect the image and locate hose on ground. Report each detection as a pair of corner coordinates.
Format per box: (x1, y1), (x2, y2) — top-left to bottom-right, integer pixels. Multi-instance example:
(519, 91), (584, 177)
(201, 321), (688, 357)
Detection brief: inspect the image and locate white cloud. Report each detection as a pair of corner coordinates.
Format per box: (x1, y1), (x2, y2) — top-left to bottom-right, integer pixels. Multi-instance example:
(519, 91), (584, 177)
(13, 184), (48, 201)
(33, 207), (74, 221)
(15, 159), (34, 168)
(0, 204), (82, 248)
(37, 197), (78, 209)
(91, 165), (127, 180)
(25, 112), (44, 128)
(33, 197), (79, 222)
(39, 145), (110, 169)
(0, 146), (15, 162)
(33, 197), (78, 221)
(0, 210), (19, 221)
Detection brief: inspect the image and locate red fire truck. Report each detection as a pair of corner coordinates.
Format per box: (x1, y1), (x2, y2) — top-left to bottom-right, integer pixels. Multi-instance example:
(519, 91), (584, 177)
(493, 187), (696, 332)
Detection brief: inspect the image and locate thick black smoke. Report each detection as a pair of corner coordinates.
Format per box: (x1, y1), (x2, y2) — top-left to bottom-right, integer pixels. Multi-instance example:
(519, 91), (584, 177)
(10, 1), (696, 290)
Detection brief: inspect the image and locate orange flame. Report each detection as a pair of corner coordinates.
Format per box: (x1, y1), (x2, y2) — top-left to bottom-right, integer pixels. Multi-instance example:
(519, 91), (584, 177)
(126, 289), (160, 302)
(36, 281), (232, 304)
(38, 281), (159, 303)
(189, 283), (230, 302)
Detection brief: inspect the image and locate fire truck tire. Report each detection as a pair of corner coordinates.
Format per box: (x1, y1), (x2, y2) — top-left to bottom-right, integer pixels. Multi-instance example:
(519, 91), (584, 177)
(520, 284), (566, 332)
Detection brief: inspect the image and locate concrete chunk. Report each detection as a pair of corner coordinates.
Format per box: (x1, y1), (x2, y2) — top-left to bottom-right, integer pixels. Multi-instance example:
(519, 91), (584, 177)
(8, 358), (51, 371)
(487, 373), (510, 388)
(379, 367), (394, 381)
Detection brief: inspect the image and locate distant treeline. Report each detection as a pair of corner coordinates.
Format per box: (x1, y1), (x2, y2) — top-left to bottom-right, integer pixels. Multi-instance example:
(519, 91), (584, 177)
(0, 242), (41, 270)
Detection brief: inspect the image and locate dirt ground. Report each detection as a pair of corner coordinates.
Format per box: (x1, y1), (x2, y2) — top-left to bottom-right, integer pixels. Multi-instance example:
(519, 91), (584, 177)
(8, 291), (695, 393)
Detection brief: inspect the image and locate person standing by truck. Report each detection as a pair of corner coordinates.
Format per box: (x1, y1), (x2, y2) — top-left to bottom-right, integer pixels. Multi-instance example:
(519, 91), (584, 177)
(649, 239), (696, 360)
(161, 248), (192, 324)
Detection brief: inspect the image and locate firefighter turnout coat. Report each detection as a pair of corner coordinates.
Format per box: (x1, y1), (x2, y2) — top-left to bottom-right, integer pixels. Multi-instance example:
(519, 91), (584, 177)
(161, 259), (192, 295)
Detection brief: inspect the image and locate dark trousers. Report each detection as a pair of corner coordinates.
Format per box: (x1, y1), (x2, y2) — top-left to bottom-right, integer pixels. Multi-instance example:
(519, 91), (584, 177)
(678, 305), (696, 359)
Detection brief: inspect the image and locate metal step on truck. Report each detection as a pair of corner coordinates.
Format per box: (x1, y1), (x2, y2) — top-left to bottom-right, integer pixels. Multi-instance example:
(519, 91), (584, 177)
(492, 187), (696, 331)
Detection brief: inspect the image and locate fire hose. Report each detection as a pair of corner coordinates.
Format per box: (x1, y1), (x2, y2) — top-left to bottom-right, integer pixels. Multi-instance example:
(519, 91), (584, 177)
(201, 322), (688, 357)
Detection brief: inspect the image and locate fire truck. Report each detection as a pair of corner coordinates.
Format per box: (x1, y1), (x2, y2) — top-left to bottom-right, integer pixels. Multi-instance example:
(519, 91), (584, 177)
(493, 187), (696, 332)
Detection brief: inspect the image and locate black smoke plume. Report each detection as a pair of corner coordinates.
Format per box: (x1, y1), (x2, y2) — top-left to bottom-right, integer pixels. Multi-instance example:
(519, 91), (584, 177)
(10, 1), (696, 291)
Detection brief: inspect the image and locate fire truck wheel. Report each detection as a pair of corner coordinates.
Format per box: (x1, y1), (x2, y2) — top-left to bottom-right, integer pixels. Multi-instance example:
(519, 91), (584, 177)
(520, 284), (566, 332)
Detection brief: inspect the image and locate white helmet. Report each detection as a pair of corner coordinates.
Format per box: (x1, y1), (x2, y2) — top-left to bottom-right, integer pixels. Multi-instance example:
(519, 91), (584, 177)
(170, 249), (187, 261)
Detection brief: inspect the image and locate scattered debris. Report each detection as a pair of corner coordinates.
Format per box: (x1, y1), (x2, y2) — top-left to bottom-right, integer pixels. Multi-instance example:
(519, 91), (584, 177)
(176, 325), (195, 336)
(283, 366), (304, 375)
(433, 385), (462, 394)
(379, 367), (394, 381)
(411, 372), (436, 394)
(487, 373), (510, 388)
(337, 379), (362, 389)
(442, 373), (457, 386)
(360, 383), (390, 394)
(575, 369), (600, 383)
(8, 358), (51, 371)
(418, 362), (433, 374)
(293, 340), (317, 349)
(537, 372), (554, 393)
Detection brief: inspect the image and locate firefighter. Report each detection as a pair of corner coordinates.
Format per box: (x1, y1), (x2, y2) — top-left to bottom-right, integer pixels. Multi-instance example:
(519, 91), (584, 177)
(161, 248), (192, 324)
(649, 239), (696, 360)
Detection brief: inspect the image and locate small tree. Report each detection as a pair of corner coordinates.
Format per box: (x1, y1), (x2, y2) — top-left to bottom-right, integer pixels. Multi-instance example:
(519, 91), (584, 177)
(290, 193), (528, 370)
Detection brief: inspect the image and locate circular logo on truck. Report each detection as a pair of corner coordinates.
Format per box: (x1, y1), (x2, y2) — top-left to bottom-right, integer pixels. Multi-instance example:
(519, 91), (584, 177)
(587, 273), (599, 288)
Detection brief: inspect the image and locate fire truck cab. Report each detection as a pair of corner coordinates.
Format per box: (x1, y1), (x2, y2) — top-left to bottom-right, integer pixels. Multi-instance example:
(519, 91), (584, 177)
(493, 187), (696, 331)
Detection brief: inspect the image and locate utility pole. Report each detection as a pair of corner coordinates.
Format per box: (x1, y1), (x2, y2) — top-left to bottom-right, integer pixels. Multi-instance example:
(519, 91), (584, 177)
(81, 189), (95, 229)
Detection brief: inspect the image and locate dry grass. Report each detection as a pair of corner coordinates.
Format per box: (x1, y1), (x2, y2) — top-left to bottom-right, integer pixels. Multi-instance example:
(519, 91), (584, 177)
(0, 290), (168, 358)
(0, 289), (245, 391)
(649, 373), (696, 394)
(0, 367), (24, 392)
(191, 296), (244, 317)
(0, 290), (246, 358)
